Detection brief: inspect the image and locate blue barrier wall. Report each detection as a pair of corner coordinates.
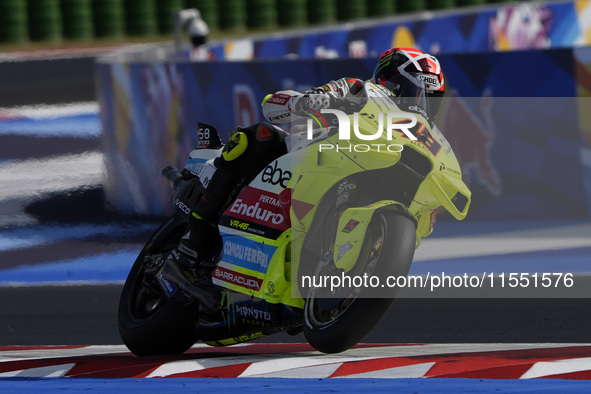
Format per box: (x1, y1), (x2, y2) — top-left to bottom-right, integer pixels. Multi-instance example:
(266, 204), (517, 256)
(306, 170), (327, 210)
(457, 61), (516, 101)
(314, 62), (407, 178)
(96, 46), (591, 220)
(96, 0), (591, 220)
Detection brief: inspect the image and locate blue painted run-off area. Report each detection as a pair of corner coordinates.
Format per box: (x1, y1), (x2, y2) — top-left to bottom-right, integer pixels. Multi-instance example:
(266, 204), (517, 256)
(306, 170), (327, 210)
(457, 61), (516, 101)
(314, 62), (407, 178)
(1, 377), (591, 393)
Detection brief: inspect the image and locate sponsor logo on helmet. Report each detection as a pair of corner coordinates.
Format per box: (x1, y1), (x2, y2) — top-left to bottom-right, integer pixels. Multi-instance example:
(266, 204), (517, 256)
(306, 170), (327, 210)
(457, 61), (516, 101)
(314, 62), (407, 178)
(417, 74), (438, 85)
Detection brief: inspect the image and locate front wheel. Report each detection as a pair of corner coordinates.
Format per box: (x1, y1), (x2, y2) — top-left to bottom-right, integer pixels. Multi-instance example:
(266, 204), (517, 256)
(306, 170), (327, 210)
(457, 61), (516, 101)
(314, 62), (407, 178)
(303, 211), (416, 353)
(118, 215), (199, 356)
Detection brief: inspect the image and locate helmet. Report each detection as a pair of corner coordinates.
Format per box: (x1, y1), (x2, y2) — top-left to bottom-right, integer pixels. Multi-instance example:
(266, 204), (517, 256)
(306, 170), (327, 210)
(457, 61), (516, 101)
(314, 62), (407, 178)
(371, 47), (445, 119)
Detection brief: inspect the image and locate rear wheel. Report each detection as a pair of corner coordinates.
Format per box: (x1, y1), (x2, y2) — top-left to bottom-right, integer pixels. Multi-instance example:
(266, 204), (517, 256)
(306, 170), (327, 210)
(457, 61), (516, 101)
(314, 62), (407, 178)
(118, 216), (199, 356)
(303, 211), (416, 353)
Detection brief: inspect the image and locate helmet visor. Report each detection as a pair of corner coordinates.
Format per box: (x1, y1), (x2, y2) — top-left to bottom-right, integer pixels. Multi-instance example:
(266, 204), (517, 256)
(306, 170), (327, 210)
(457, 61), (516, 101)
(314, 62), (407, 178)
(383, 72), (444, 120)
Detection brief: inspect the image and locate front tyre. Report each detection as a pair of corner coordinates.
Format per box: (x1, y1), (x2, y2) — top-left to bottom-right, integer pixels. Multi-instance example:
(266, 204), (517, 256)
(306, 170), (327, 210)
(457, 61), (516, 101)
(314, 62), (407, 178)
(303, 211), (416, 353)
(118, 216), (199, 356)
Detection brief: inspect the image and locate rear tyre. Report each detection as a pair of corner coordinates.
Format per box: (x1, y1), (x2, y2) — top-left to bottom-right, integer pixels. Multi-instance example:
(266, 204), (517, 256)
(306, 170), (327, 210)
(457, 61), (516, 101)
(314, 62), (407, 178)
(118, 216), (199, 356)
(303, 211), (416, 353)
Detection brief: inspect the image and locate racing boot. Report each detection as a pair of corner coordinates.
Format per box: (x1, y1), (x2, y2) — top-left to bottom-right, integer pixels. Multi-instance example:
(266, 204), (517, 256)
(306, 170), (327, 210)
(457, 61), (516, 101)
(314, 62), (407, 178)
(164, 131), (249, 310)
(161, 216), (222, 311)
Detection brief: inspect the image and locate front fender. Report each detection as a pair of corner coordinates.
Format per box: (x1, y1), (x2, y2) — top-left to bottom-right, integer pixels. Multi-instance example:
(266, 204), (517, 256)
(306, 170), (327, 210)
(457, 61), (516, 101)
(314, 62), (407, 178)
(333, 200), (414, 273)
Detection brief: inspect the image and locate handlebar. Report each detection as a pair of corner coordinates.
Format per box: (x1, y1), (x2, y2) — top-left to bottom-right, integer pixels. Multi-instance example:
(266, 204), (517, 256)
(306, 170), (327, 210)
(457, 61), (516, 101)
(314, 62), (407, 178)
(161, 165), (186, 191)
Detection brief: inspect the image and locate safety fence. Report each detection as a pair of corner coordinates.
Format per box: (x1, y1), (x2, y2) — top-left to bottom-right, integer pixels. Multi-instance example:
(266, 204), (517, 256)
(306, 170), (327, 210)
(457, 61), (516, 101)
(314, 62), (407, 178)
(1, 0), (521, 43)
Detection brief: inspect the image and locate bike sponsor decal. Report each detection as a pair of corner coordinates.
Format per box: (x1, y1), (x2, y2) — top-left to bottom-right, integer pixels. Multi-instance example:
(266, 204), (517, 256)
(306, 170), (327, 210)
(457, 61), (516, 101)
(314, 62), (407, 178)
(220, 234), (277, 274)
(337, 179), (356, 194)
(184, 157), (217, 188)
(230, 199), (285, 225)
(156, 275), (178, 297)
(234, 331), (265, 343)
(267, 281), (275, 293)
(266, 93), (291, 105)
(222, 186), (290, 238)
(399, 121), (442, 157)
(174, 199), (192, 216)
(422, 135), (442, 157)
(341, 219), (360, 233)
(213, 265), (263, 291)
(198, 162), (217, 188)
(269, 112), (290, 121)
(337, 241), (353, 261)
(439, 162), (461, 176)
(246, 157), (292, 194)
(184, 157), (206, 176)
(261, 160), (292, 188)
(258, 193), (282, 207)
(235, 304), (272, 322)
(336, 192), (349, 207)
(371, 83), (396, 98)
(429, 208), (438, 233)
(228, 219), (250, 231)
(224, 241), (270, 271)
(197, 123), (222, 149)
(220, 216), (284, 239)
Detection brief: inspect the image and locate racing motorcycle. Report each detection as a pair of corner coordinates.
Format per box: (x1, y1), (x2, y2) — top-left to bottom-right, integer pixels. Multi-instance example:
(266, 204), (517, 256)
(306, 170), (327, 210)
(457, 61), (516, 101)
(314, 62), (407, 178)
(118, 82), (471, 356)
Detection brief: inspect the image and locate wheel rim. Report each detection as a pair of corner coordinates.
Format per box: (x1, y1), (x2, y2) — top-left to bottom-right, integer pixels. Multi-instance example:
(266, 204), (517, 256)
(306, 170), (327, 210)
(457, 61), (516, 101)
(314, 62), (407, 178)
(127, 222), (186, 322)
(130, 260), (168, 320)
(305, 214), (387, 329)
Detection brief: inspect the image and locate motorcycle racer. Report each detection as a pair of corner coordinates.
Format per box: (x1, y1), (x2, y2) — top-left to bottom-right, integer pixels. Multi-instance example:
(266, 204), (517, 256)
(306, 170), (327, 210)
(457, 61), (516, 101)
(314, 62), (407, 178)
(164, 47), (446, 309)
(263, 47), (445, 125)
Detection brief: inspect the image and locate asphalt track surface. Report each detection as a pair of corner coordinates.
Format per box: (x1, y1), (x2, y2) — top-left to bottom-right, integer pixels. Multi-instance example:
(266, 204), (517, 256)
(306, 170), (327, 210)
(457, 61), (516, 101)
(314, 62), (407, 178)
(2, 285), (591, 346)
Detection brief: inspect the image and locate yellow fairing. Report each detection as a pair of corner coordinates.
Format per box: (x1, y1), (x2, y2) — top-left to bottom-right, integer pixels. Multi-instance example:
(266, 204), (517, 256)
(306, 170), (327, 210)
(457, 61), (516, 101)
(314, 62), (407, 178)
(428, 172), (471, 219)
(333, 201), (411, 273)
(214, 82), (471, 308)
(213, 230), (305, 309)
